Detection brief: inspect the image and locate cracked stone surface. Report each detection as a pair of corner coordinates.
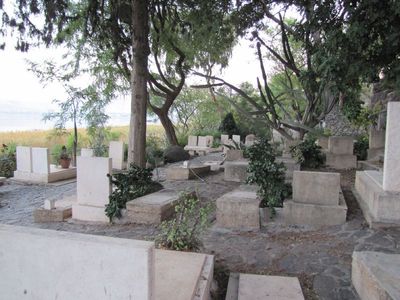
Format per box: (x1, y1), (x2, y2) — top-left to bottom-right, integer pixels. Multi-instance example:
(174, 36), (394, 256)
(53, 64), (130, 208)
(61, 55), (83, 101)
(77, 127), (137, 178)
(1, 155), (400, 300)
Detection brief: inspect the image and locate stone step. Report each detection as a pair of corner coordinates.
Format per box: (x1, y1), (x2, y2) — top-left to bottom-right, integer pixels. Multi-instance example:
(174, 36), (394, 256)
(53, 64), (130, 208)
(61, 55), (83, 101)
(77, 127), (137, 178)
(352, 251), (400, 300)
(225, 273), (304, 300)
(125, 189), (180, 224)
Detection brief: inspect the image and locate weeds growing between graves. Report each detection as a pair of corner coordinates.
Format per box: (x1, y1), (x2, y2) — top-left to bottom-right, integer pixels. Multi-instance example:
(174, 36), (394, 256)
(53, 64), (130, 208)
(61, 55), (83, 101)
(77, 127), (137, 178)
(290, 137), (325, 169)
(156, 192), (212, 251)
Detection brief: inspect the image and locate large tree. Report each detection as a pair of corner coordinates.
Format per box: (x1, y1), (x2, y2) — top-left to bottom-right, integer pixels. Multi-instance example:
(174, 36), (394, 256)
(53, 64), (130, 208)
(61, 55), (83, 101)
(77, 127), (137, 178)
(0, 0), (151, 167)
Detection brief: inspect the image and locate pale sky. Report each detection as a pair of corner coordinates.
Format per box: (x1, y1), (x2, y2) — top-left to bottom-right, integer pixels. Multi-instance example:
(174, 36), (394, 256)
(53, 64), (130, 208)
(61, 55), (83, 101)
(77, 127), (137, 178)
(0, 36), (262, 115)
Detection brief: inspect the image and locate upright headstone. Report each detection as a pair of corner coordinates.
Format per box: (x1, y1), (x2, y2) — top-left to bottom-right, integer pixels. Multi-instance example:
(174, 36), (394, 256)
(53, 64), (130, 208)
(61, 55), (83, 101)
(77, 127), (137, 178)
(198, 136), (208, 147)
(245, 134), (256, 147)
(206, 135), (214, 147)
(72, 156), (112, 222)
(16, 146), (32, 172)
(187, 135), (198, 146)
(80, 148), (94, 157)
(109, 141), (124, 170)
(325, 136), (357, 169)
(221, 134), (229, 145)
(232, 135), (241, 145)
(383, 102), (400, 192)
(31, 147), (50, 174)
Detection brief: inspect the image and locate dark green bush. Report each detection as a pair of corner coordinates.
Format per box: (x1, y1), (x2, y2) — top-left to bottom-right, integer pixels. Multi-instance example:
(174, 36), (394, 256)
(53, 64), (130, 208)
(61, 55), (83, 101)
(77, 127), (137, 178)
(218, 113), (239, 136)
(354, 135), (369, 161)
(156, 192), (212, 251)
(246, 138), (289, 217)
(0, 144), (16, 178)
(290, 137), (325, 169)
(105, 164), (163, 222)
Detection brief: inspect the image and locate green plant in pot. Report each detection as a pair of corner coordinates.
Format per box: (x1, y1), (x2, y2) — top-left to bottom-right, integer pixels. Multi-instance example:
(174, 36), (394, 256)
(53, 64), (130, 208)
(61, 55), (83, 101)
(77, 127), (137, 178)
(59, 145), (71, 169)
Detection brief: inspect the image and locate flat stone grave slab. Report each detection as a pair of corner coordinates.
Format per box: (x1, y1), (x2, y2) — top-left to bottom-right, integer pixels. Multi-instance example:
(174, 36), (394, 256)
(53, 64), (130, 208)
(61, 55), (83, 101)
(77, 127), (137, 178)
(166, 164), (211, 180)
(34, 195), (76, 223)
(226, 273), (304, 300)
(216, 186), (260, 230)
(352, 251), (400, 300)
(126, 189), (180, 224)
(155, 249), (213, 300)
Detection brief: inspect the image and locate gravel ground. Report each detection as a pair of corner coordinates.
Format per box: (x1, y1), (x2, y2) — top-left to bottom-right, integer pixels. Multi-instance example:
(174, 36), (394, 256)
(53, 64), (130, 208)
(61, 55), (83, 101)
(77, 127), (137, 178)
(1, 155), (399, 300)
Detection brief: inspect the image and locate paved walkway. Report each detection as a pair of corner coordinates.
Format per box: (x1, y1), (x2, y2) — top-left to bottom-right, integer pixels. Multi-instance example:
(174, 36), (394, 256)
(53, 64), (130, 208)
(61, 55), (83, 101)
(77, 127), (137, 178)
(1, 154), (399, 300)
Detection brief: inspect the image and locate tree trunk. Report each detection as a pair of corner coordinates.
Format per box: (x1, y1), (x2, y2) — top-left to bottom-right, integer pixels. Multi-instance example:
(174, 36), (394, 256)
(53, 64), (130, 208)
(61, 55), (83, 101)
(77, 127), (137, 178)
(155, 108), (179, 146)
(128, 0), (150, 167)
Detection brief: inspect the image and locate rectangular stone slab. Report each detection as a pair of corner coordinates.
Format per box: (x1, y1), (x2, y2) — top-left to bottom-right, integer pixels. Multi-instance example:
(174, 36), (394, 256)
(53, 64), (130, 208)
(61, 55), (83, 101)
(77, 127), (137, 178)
(155, 249), (211, 300)
(31, 147), (50, 174)
(216, 188), (260, 230)
(328, 136), (354, 155)
(0, 224), (154, 300)
(188, 135), (198, 146)
(16, 146), (32, 172)
(352, 251), (400, 300)
(325, 153), (357, 170)
(166, 165), (210, 180)
(109, 141), (124, 170)
(293, 171), (340, 205)
(126, 189), (180, 224)
(224, 161), (249, 183)
(283, 192), (347, 227)
(77, 156), (111, 206)
(383, 102), (400, 192)
(238, 274), (304, 300)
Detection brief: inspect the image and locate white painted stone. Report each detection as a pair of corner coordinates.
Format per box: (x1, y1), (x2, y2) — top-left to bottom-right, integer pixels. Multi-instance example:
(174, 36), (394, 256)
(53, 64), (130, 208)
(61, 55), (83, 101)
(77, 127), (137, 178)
(383, 102), (400, 192)
(206, 135), (214, 147)
(44, 199), (55, 210)
(80, 148), (94, 157)
(73, 157), (112, 222)
(221, 134), (229, 145)
(31, 147), (50, 174)
(188, 135), (198, 146)
(109, 141), (124, 169)
(232, 135), (241, 144)
(76, 156), (111, 207)
(198, 136), (208, 147)
(0, 224), (154, 300)
(16, 146), (32, 172)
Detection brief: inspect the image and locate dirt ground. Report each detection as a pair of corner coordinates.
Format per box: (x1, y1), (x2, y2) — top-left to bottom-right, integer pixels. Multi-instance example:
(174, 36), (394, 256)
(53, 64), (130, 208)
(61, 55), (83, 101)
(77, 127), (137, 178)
(1, 154), (399, 300)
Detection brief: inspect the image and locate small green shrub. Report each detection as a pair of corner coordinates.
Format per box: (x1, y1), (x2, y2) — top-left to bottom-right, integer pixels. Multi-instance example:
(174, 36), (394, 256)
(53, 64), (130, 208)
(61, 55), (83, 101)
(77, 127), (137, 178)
(246, 138), (289, 217)
(290, 137), (325, 169)
(105, 164), (163, 222)
(51, 144), (72, 164)
(0, 144), (16, 178)
(218, 113), (239, 136)
(156, 192), (212, 251)
(354, 135), (369, 161)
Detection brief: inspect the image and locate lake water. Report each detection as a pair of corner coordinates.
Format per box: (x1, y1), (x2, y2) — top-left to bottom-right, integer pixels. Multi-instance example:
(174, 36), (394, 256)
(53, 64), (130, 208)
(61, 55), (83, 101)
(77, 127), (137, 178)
(0, 111), (133, 132)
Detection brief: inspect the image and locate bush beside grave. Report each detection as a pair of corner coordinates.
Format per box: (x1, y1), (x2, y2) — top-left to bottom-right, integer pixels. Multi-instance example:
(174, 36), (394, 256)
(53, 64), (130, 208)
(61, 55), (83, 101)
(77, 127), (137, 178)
(105, 164), (163, 222)
(246, 138), (289, 217)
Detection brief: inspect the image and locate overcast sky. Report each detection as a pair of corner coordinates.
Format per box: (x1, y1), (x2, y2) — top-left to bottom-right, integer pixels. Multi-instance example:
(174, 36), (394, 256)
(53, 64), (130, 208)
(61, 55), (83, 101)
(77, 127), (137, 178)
(0, 36), (263, 115)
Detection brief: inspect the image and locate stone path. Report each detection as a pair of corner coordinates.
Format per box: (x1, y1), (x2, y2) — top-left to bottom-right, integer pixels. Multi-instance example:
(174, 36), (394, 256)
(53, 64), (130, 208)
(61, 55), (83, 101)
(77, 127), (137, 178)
(1, 154), (399, 300)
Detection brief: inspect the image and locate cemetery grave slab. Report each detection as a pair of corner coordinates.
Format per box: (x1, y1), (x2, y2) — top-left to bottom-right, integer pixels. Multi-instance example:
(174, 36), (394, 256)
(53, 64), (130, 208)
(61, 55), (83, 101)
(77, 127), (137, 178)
(166, 164), (211, 180)
(125, 189), (180, 224)
(352, 251), (400, 300)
